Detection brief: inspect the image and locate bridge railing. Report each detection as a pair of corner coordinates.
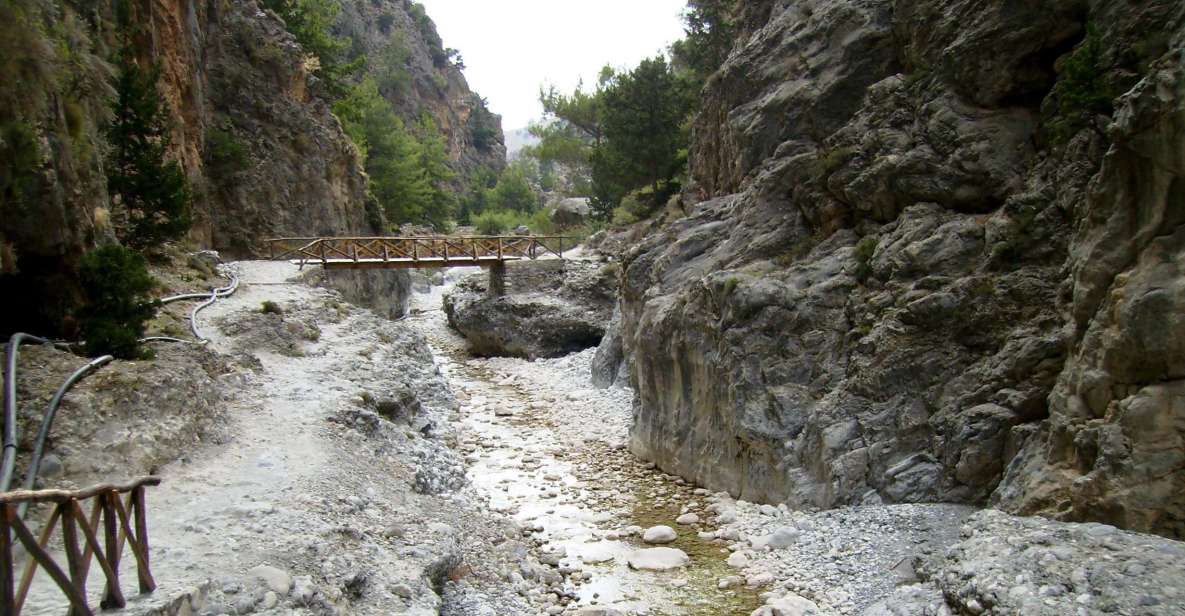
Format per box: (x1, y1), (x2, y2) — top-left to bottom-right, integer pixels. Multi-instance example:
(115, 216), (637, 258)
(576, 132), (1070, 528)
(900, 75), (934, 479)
(263, 236), (570, 266)
(1, 476), (160, 615)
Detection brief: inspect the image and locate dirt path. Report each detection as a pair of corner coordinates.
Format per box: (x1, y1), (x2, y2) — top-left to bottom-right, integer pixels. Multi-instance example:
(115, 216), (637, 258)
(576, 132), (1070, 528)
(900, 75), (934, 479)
(23, 262), (527, 615)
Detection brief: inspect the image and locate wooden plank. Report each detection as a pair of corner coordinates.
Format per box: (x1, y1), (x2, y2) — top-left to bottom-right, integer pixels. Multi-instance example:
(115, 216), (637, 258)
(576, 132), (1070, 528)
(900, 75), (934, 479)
(100, 492), (125, 609)
(14, 504), (61, 613)
(8, 507), (93, 616)
(0, 477), (161, 505)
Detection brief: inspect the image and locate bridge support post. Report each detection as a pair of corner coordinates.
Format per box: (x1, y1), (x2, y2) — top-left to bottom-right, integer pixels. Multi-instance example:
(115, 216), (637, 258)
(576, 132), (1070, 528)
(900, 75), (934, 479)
(488, 263), (506, 298)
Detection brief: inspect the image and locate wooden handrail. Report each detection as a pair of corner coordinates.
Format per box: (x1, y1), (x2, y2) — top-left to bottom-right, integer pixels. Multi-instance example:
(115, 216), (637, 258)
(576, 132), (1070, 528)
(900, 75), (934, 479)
(0, 477), (161, 505)
(260, 236), (571, 270)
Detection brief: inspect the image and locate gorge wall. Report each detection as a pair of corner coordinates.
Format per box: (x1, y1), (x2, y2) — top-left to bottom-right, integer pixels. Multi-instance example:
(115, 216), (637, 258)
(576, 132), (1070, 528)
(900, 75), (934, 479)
(0, 0), (500, 332)
(612, 0), (1185, 538)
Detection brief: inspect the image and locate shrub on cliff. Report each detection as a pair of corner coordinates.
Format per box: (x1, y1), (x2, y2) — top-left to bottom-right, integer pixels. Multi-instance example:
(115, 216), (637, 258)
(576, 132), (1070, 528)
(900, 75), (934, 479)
(261, 0), (362, 98)
(78, 245), (158, 359)
(1045, 26), (1116, 145)
(106, 54), (191, 250)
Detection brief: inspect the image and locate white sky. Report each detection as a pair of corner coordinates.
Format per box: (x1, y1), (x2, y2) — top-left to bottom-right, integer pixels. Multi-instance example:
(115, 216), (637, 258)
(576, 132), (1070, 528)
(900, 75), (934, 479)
(418, 0), (688, 130)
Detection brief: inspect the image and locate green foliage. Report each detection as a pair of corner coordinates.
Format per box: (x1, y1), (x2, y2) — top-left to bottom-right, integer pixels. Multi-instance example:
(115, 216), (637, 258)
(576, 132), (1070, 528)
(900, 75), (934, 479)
(333, 79), (455, 228)
(260, 0), (363, 99)
(0, 121), (41, 212)
(488, 163), (538, 213)
(671, 0), (736, 91)
(78, 245), (158, 359)
(205, 127), (249, 177)
(594, 56), (693, 214)
(527, 77), (609, 192)
(457, 167), (498, 224)
(854, 236), (878, 282)
(377, 12), (395, 33)
(1046, 26), (1115, 145)
(414, 115), (457, 228)
(608, 186), (665, 227)
(260, 300), (284, 315)
(469, 96), (501, 152)
(107, 54), (191, 250)
(472, 209), (526, 235)
(811, 146), (856, 182)
(374, 37), (412, 97)
(611, 205), (639, 227)
(408, 2), (447, 66)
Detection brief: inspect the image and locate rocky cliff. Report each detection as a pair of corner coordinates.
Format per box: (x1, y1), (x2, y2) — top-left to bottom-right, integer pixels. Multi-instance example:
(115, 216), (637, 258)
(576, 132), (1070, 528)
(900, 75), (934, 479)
(336, 0), (506, 185)
(610, 0), (1185, 538)
(0, 0), (498, 333)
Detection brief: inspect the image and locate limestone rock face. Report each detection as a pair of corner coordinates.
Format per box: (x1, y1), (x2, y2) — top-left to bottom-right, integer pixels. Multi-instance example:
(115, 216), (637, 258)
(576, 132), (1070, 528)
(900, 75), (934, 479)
(617, 0), (1185, 537)
(444, 261), (618, 359)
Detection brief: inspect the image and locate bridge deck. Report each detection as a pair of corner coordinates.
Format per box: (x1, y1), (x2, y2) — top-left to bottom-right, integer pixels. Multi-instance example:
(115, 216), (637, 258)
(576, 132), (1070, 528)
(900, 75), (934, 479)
(264, 236), (568, 270)
(305, 256), (526, 270)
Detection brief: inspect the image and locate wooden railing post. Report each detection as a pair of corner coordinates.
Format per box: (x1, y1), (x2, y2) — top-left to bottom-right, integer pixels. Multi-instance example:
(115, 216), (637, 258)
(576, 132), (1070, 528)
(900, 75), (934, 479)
(61, 502), (88, 616)
(100, 492), (124, 609)
(132, 486), (153, 593)
(0, 505), (14, 616)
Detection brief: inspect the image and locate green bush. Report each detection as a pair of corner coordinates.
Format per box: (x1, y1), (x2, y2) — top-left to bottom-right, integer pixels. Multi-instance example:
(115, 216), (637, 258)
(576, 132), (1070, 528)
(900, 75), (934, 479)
(260, 300), (284, 315)
(611, 205), (639, 227)
(1046, 26), (1115, 145)
(854, 236), (878, 282)
(528, 209), (556, 235)
(206, 127), (249, 176)
(810, 146), (856, 182)
(78, 245), (159, 359)
(473, 209), (527, 235)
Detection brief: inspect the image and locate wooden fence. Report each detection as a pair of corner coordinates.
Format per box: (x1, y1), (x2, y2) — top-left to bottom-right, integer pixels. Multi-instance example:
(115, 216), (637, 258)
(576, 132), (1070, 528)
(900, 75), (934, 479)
(0, 477), (160, 615)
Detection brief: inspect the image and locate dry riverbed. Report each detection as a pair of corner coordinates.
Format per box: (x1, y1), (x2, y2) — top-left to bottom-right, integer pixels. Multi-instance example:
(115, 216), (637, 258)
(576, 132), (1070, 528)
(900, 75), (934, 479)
(19, 259), (1183, 616)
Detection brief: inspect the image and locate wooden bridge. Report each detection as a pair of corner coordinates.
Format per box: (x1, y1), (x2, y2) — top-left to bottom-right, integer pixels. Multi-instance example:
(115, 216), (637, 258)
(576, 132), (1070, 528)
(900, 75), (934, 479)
(264, 236), (570, 270)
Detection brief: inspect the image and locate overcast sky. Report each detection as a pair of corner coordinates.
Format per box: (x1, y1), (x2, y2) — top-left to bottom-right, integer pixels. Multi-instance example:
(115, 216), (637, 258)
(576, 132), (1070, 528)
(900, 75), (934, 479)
(418, 0), (688, 130)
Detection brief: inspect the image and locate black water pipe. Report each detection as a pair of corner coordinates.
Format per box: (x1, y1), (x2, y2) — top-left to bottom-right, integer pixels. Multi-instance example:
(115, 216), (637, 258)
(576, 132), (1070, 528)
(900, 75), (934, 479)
(16, 354), (113, 518)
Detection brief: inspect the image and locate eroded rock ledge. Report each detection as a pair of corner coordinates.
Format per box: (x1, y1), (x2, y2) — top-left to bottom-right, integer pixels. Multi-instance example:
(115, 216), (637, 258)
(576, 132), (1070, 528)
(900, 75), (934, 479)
(444, 260), (617, 360)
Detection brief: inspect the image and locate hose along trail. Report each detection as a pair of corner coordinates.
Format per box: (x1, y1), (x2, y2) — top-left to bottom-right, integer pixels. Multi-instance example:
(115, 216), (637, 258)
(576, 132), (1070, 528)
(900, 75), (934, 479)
(0, 266), (239, 509)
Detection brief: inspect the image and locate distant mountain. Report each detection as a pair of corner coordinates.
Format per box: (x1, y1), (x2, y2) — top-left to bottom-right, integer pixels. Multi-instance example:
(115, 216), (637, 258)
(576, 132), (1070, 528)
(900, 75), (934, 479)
(504, 126), (541, 160)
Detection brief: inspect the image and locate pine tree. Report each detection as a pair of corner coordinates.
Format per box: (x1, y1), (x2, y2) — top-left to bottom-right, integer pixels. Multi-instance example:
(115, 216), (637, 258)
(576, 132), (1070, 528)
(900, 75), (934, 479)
(106, 53), (191, 249)
(78, 245), (158, 359)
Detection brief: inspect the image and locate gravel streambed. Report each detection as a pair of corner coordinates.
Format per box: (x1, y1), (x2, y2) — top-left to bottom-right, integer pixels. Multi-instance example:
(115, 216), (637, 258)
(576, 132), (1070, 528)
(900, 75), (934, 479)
(412, 277), (766, 615)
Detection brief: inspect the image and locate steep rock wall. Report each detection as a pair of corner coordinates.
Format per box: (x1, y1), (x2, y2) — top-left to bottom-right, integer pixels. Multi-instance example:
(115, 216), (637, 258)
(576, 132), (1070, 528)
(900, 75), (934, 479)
(336, 0), (506, 186)
(1, 0), (499, 331)
(617, 0), (1185, 537)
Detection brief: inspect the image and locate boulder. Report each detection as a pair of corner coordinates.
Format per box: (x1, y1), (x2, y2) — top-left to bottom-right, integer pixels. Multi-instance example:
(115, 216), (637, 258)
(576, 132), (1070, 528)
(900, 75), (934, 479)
(551, 198), (591, 226)
(626, 548), (689, 571)
(444, 260), (617, 359)
(642, 525), (678, 544)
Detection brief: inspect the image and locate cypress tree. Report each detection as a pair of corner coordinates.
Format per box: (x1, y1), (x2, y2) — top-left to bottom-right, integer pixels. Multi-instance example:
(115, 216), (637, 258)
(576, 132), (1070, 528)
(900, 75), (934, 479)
(106, 53), (191, 249)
